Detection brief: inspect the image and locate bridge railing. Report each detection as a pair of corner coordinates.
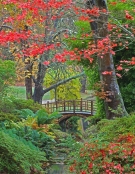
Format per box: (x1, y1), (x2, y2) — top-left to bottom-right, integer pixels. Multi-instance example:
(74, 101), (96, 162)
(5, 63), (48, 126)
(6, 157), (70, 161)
(42, 99), (96, 115)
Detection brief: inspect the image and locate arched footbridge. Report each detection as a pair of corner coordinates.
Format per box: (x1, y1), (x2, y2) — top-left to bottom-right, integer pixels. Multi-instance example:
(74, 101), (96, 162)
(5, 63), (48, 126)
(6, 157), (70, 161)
(42, 99), (96, 123)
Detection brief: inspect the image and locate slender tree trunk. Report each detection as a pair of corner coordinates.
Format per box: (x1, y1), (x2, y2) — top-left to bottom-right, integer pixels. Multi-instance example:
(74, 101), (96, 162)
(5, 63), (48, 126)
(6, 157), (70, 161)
(21, 25), (33, 99)
(80, 75), (87, 93)
(86, 0), (128, 119)
(25, 59), (33, 99)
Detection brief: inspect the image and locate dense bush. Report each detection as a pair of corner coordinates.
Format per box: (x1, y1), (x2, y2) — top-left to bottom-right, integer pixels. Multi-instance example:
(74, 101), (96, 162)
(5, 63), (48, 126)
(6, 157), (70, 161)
(0, 112), (20, 122)
(4, 126), (56, 159)
(0, 97), (16, 113)
(69, 134), (135, 174)
(68, 115), (135, 173)
(11, 98), (44, 112)
(0, 97), (44, 114)
(86, 115), (135, 142)
(0, 130), (46, 174)
(0, 60), (16, 96)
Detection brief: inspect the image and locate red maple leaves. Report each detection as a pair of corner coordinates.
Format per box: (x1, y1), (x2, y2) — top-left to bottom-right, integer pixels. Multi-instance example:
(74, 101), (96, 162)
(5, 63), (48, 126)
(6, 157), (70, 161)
(0, 0), (135, 75)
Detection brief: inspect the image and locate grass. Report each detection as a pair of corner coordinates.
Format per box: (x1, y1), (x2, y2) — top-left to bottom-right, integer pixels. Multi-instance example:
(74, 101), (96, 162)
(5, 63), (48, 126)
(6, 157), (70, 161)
(81, 90), (95, 100)
(6, 86), (50, 100)
(6, 86), (94, 101)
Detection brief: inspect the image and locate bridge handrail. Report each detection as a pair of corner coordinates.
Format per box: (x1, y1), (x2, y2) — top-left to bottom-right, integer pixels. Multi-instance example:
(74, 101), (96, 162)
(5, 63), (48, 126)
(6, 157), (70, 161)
(42, 98), (96, 115)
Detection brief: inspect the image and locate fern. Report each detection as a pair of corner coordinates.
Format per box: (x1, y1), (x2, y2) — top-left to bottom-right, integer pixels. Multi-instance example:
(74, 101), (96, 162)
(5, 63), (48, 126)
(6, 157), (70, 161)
(15, 108), (35, 119)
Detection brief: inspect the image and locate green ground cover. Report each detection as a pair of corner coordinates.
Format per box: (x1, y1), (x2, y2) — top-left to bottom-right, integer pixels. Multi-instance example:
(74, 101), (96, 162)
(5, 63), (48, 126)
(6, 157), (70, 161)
(6, 86), (93, 101)
(6, 86), (50, 100)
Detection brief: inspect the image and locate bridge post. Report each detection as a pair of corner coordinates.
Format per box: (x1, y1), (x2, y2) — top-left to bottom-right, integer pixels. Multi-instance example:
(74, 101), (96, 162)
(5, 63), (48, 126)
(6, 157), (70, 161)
(63, 100), (66, 112)
(47, 101), (50, 113)
(56, 100), (58, 110)
(73, 100), (75, 113)
(80, 98), (82, 112)
(91, 100), (93, 115)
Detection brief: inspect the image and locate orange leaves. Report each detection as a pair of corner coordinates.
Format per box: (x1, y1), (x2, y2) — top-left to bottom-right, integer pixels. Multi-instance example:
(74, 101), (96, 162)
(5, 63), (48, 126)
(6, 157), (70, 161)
(0, 30), (31, 45)
(109, 2), (117, 5)
(125, 11), (134, 20)
(116, 65), (123, 71)
(102, 71), (112, 75)
(69, 134), (135, 174)
(23, 43), (54, 57)
(130, 57), (135, 65)
(109, 0), (127, 5)
(86, 7), (100, 17)
(43, 61), (50, 66)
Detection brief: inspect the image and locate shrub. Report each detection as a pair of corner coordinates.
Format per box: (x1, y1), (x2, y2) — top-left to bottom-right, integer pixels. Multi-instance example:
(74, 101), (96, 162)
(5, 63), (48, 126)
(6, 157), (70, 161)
(4, 126), (56, 159)
(97, 115), (135, 141)
(11, 98), (43, 112)
(0, 112), (20, 122)
(0, 97), (44, 114)
(0, 97), (16, 113)
(68, 134), (135, 174)
(0, 130), (46, 174)
(86, 115), (135, 142)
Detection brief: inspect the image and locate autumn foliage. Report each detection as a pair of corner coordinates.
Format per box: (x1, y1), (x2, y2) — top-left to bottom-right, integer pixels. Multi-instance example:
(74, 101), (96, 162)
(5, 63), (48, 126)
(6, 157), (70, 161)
(69, 134), (135, 174)
(0, 0), (135, 72)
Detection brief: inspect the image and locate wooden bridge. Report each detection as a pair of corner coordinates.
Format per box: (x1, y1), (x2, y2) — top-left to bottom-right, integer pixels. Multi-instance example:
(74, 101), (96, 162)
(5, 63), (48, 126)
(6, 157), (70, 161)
(42, 99), (96, 123)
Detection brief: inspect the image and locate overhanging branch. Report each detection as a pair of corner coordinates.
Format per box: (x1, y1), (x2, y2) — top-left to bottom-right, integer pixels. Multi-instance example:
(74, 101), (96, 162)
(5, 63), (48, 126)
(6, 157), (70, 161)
(43, 71), (85, 95)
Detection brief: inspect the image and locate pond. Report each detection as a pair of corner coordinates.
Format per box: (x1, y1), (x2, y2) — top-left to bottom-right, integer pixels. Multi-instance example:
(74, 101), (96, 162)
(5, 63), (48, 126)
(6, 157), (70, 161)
(45, 163), (70, 174)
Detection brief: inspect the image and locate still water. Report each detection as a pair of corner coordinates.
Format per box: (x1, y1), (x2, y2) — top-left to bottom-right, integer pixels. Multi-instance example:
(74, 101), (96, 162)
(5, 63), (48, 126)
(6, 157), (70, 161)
(45, 163), (70, 174)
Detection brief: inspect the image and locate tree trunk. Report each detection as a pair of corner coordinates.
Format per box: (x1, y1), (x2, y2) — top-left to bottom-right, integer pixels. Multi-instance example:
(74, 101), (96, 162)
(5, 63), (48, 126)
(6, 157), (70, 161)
(21, 25), (33, 99)
(25, 58), (33, 99)
(86, 0), (128, 119)
(32, 62), (46, 104)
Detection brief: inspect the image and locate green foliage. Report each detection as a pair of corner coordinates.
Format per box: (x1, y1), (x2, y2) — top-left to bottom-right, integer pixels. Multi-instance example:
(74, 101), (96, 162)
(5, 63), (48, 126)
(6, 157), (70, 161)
(0, 60), (16, 96)
(66, 21), (91, 50)
(0, 97), (43, 114)
(0, 112), (20, 122)
(44, 66), (81, 100)
(36, 110), (61, 125)
(3, 126), (56, 159)
(16, 108), (61, 125)
(58, 135), (81, 149)
(86, 115), (135, 142)
(0, 130), (46, 174)
(85, 65), (105, 120)
(15, 108), (36, 119)
(11, 97), (43, 112)
(113, 42), (135, 113)
(0, 97), (16, 113)
(65, 116), (80, 133)
(95, 98), (106, 119)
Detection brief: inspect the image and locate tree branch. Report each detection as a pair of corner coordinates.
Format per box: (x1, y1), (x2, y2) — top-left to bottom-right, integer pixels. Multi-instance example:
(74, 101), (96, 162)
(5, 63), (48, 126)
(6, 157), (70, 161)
(0, 25), (13, 31)
(43, 71), (85, 94)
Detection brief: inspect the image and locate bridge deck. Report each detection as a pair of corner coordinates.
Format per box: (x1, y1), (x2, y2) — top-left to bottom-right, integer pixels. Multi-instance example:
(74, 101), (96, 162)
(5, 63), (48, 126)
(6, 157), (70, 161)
(60, 111), (92, 115)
